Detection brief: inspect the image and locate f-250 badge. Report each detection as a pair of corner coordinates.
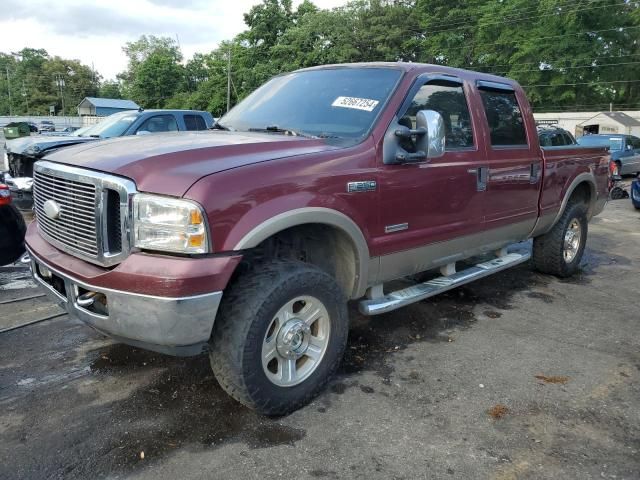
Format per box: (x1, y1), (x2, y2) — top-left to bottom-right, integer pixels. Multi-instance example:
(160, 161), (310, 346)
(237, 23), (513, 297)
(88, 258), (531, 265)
(347, 181), (377, 193)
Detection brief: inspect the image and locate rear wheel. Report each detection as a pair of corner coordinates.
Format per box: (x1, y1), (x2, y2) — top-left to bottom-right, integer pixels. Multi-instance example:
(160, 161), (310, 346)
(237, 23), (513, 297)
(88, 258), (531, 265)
(533, 201), (588, 277)
(209, 260), (348, 415)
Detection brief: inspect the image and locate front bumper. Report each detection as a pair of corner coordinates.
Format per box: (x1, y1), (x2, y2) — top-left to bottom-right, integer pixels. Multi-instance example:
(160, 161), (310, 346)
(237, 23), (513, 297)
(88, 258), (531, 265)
(27, 247), (223, 356)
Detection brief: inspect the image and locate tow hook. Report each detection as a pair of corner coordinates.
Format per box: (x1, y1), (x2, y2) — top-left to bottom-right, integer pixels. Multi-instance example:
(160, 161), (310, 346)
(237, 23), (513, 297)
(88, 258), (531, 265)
(19, 252), (31, 264)
(77, 291), (99, 307)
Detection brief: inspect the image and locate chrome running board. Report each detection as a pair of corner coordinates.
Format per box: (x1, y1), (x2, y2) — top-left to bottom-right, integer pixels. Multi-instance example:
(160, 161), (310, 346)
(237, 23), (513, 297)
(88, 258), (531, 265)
(359, 251), (531, 316)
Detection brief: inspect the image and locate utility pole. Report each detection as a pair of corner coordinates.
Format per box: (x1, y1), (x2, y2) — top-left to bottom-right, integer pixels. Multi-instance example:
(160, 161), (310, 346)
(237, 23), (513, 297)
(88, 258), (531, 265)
(55, 74), (66, 116)
(6, 66), (12, 116)
(226, 45), (231, 113)
(22, 81), (28, 115)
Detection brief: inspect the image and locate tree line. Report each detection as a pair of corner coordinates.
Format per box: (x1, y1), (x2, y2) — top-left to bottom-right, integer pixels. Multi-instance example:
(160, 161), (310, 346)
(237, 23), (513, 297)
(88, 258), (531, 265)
(1, 0), (639, 117)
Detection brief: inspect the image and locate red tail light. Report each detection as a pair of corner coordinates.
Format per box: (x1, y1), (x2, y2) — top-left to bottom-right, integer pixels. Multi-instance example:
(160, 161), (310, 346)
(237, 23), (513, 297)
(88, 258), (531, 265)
(609, 161), (619, 177)
(0, 184), (11, 206)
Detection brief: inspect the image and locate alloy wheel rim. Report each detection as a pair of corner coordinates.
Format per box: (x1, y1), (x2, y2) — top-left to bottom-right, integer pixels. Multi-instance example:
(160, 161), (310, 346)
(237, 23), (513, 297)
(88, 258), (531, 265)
(563, 219), (582, 263)
(261, 296), (331, 387)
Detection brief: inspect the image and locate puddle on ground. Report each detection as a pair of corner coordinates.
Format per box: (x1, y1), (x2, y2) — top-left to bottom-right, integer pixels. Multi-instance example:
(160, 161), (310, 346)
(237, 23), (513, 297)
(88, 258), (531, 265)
(3, 343), (306, 479)
(90, 346), (306, 462)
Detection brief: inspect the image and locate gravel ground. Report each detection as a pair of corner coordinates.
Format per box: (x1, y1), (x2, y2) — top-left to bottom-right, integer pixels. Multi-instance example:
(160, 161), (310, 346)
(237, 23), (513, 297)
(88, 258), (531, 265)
(0, 199), (638, 480)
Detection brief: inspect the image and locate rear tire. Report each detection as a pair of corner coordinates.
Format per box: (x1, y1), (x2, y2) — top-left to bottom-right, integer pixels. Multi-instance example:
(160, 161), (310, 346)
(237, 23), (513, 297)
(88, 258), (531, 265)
(533, 202), (588, 278)
(209, 260), (348, 416)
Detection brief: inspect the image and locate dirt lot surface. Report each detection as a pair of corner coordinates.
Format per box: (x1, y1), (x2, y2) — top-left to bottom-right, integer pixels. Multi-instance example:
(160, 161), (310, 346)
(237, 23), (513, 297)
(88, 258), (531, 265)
(1, 199), (639, 480)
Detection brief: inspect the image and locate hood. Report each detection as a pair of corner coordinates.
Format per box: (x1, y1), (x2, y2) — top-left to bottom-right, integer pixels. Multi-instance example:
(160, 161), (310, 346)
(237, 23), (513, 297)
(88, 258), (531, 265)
(45, 131), (342, 197)
(6, 135), (98, 157)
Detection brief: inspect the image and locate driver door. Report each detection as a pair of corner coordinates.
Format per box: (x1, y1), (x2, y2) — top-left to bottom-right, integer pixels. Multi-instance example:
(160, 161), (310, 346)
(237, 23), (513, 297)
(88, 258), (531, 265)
(375, 76), (487, 280)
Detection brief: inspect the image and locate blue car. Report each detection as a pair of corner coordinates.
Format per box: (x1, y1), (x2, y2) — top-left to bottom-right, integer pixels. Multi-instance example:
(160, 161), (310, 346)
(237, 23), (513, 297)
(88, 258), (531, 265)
(632, 175), (640, 210)
(577, 134), (640, 176)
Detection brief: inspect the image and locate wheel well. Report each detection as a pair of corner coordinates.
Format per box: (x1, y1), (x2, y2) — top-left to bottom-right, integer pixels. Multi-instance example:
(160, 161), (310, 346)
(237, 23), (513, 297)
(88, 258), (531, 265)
(567, 181), (598, 219)
(568, 181), (592, 207)
(239, 224), (359, 298)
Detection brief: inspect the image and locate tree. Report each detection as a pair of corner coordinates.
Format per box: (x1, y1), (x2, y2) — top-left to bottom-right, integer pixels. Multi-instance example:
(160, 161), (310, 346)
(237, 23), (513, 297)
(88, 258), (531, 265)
(130, 50), (185, 108)
(118, 35), (183, 104)
(99, 80), (122, 99)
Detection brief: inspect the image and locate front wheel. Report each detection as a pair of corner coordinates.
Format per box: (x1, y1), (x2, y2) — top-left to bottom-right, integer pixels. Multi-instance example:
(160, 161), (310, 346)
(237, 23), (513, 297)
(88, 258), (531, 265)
(209, 260), (348, 416)
(533, 201), (588, 277)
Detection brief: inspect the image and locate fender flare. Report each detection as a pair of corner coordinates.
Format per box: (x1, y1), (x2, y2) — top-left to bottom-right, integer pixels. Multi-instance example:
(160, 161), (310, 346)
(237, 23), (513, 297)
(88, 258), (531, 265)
(551, 172), (598, 227)
(234, 207), (370, 298)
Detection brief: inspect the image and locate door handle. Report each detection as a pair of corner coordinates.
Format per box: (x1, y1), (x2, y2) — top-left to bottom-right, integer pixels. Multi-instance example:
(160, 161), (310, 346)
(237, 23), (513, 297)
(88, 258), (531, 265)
(468, 167), (488, 192)
(530, 163), (541, 184)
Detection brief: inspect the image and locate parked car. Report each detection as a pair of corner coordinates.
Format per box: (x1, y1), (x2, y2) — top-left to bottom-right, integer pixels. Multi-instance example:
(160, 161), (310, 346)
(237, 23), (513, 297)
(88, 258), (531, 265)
(5, 109), (214, 209)
(38, 120), (55, 133)
(24, 63), (609, 415)
(632, 174), (640, 209)
(0, 183), (26, 266)
(537, 126), (577, 147)
(577, 134), (640, 175)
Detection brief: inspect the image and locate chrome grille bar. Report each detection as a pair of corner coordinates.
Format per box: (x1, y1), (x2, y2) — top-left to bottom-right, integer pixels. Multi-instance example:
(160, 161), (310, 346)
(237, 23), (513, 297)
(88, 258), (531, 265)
(33, 161), (137, 267)
(34, 170), (99, 257)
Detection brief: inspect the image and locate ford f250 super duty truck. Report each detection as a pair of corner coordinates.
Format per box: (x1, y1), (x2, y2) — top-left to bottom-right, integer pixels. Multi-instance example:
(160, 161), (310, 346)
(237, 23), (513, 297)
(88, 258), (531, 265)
(23, 63), (609, 415)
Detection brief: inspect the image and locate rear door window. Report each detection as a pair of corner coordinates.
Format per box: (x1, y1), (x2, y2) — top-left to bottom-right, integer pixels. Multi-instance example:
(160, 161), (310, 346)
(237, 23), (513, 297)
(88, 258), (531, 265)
(184, 114), (207, 131)
(479, 89), (528, 146)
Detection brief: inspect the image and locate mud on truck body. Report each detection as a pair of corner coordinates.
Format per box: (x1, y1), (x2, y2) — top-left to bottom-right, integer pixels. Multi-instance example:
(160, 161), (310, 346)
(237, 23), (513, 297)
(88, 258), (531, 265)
(24, 63), (609, 415)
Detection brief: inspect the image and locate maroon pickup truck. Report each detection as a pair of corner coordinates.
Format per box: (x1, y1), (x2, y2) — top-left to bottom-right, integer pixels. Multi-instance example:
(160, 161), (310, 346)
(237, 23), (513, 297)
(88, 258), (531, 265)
(24, 63), (608, 415)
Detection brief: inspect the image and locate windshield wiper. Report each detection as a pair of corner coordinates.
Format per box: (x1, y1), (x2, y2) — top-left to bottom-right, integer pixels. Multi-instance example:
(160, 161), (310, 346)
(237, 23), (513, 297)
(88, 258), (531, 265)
(248, 125), (315, 138)
(210, 121), (229, 131)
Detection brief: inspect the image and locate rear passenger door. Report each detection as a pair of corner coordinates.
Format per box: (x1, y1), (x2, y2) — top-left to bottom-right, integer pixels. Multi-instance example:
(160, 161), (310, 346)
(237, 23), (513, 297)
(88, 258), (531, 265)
(627, 136), (640, 173)
(477, 81), (541, 238)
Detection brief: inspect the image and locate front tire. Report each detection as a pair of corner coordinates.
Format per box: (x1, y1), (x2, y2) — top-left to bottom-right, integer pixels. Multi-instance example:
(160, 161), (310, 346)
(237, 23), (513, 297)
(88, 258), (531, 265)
(209, 260), (348, 416)
(533, 201), (588, 278)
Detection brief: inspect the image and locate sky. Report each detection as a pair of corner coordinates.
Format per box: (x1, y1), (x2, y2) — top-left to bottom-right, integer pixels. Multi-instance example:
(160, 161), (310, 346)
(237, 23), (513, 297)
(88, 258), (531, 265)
(0, 0), (348, 81)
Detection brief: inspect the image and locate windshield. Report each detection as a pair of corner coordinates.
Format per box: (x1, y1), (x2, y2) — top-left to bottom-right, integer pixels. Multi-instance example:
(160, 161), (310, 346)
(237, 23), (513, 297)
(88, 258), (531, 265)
(577, 135), (624, 151)
(220, 68), (402, 139)
(78, 111), (138, 138)
(72, 126), (91, 137)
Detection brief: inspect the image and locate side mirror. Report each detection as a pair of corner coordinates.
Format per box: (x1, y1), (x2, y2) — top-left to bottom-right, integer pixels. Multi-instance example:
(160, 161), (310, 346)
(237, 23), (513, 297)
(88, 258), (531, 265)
(383, 110), (446, 165)
(626, 144), (633, 151)
(136, 130), (151, 136)
(417, 110), (445, 159)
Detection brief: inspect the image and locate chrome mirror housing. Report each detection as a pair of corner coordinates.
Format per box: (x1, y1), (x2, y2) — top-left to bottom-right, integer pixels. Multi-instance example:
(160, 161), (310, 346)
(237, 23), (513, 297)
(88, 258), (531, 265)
(416, 110), (445, 159)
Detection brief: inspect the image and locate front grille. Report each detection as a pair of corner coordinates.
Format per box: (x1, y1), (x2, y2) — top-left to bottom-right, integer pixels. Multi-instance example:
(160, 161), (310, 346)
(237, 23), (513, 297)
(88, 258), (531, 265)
(105, 189), (122, 253)
(33, 161), (136, 267)
(34, 170), (99, 257)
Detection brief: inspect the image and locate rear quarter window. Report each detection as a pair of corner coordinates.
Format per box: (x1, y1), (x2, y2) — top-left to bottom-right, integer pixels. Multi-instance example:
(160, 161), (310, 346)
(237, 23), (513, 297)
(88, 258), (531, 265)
(479, 89), (528, 146)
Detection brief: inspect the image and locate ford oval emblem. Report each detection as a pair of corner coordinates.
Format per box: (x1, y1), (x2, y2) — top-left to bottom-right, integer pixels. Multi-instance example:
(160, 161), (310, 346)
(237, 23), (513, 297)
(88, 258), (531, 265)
(43, 199), (62, 220)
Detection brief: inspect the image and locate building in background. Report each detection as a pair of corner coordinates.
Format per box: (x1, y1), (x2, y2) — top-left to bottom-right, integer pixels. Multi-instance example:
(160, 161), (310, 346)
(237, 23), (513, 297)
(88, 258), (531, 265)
(76, 97), (140, 117)
(578, 112), (640, 136)
(533, 110), (640, 137)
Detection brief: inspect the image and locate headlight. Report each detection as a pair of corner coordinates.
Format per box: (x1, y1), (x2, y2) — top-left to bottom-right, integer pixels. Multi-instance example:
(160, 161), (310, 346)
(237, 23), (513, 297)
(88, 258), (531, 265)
(133, 194), (209, 254)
